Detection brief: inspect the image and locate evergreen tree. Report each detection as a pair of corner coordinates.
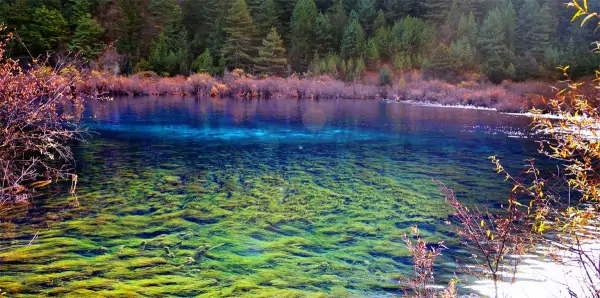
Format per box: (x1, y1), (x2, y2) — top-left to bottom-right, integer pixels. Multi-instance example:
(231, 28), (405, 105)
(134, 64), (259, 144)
(314, 13), (333, 55)
(192, 49), (215, 73)
(450, 37), (477, 70)
(442, 1), (461, 41)
(116, 0), (147, 73)
(222, 0), (256, 70)
(477, 8), (511, 61)
(165, 21), (191, 75)
(256, 27), (288, 76)
(328, 0), (347, 52)
(383, 0), (425, 20)
(28, 6), (68, 55)
(63, 0), (92, 29)
(357, 0), (376, 34)
(275, 0), (298, 34)
(499, 0), (517, 51)
(424, 0), (450, 24)
(354, 57), (366, 80)
(209, 0), (234, 59)
(366, 38), (380, 65)
(289, 0), (318, 71)
(459, 0), (490, 21)
(478, 8), (515, 83)
(373, 25), (390, 60)
(182, 0), (218, 56)
(150, 31), (168, 74)
(429, 44), (453, 74)
(457, 11), (477, 44)
(389, 17), (436, 58)
(516, 0), (552, 60)
(373, 9), (386, 32)
(341, 11), (366, 59)
(69, 15), (105, 61)
(0, 0), (31, 32)
(253, 0), (281, 39)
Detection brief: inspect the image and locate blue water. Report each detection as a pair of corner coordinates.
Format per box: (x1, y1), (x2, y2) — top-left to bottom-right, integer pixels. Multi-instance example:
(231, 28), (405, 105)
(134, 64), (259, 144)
(0, 96), (540, 297)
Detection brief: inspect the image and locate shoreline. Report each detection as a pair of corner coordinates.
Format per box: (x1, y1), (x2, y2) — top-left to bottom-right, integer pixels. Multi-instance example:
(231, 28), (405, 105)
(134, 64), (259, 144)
(78, 71), (553, 114)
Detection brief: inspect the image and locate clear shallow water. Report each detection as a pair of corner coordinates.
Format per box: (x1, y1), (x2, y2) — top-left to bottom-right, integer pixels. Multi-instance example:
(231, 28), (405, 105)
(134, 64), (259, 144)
(0, 97), (538, 297)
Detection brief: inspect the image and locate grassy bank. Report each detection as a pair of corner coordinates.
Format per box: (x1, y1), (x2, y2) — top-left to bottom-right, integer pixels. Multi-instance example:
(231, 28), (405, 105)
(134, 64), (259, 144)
(77, 69), (553, 113)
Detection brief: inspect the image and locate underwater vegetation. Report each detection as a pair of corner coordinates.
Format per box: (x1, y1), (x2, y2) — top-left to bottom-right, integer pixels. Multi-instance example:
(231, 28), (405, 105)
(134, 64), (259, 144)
(0, 97), (538, 297)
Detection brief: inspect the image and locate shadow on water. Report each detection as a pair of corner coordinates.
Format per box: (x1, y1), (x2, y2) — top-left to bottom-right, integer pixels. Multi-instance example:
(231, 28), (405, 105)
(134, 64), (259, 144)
(0, 96), (541, 297)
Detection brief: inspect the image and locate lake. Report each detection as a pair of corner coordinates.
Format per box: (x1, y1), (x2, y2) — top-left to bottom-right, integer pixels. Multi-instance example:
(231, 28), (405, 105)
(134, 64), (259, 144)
(0, 97), (539, 297)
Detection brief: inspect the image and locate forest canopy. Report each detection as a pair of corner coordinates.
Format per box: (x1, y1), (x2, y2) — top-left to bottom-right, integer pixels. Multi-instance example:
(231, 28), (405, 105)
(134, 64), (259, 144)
(1, 0), (598, 82)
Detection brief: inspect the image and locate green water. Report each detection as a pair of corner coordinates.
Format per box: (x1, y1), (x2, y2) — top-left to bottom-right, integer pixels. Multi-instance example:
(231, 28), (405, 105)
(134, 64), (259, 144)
(0, 97), (537, 297)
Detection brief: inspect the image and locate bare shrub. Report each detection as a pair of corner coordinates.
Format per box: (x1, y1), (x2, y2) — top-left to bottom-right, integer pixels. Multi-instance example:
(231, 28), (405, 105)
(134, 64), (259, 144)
(0, 28), (92, 204)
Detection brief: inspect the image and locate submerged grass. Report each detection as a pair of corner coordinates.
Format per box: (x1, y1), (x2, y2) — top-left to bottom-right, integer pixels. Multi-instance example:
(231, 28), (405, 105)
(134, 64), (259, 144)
(0, 110), (532, 297)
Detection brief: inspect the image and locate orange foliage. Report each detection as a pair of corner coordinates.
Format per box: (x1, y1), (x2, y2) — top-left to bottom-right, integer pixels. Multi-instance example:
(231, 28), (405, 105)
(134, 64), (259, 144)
(0, 27), (92, 204)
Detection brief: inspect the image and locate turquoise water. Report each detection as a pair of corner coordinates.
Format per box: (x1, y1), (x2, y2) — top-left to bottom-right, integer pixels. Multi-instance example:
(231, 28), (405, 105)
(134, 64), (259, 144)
(0, 97), (537, 297)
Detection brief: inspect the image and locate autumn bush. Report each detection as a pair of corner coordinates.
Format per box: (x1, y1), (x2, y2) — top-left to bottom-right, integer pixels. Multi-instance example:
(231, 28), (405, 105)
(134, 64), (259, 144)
(0, 27), (90, 204)
(427, 3), (600, 297)
(74, 66), (543, 111)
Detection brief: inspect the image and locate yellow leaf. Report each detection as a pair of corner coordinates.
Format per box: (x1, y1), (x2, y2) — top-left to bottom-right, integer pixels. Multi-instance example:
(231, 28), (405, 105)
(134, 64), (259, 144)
(487, 230), (491, 237)
(581, 12), (596, 26)
(572, 10), (584, 22)
(480, 220), (485, 227)
(30, 180), (52, 189)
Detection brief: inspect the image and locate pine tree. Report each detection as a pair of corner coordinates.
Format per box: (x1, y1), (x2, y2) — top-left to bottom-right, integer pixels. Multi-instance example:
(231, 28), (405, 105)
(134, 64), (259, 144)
(499, 0), (517, 51)
(182, 0), (219, 56)
(166, 21), (191, 75)
(63, 0), (92, 29)
(478, 7), (515, 83)
(366, 38), (380, 65)
(389, 17), (435, 58)
(354, 57), (366, 80)
(373, 25), (390, 60)
(516, 0), (553, 60)
(477, 8), (510, 61)
(208, 0), (233, 58)
(28, 6), (68, 55)
(150, 31), (168, 74)
(357, 0), (376, 34)
(69, 15), (105, 61)
(314, 13), (333, 55)
(373, 9), (386, 32)
(341, 11), (366, 59)
(253, 0), (281, 39)
(450, 37), (477, 70)
(192, 49), (215, 73)
(328, 0), (347, 52)
(116, 0), (147, 73)
(383, 0), (421, 20)
(222, 0), (256, 70)
(459, 0), (489, 21)
(424, 0), (450, 24)
(256, 27), (288, 76)
(429, 44), (453, 74)
(457, 11), (477, 44)
(290, 0), (318, 71)
(275, 0), (298, 34)
(442, 0), (461, 41)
